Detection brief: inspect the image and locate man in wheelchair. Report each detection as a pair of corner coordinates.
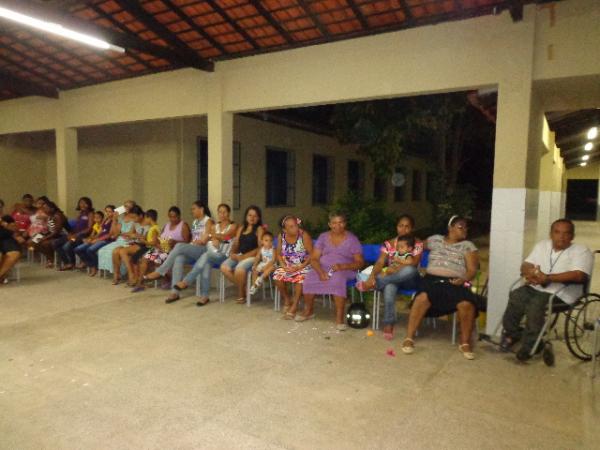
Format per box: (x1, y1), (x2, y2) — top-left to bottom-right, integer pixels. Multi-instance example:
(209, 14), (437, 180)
(501, 219), (594, 361)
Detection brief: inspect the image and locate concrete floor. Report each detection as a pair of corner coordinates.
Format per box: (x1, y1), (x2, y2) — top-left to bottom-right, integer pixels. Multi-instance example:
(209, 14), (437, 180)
(1, 223), (600, 449)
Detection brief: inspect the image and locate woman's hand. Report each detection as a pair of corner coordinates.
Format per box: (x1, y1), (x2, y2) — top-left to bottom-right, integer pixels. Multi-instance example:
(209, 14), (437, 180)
(449, 278), (466, 286)
(318, 271), (330, 282)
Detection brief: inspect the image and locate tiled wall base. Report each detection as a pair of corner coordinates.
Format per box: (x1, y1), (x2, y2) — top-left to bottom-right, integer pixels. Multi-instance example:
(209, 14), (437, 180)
(486, 188), (538, 335)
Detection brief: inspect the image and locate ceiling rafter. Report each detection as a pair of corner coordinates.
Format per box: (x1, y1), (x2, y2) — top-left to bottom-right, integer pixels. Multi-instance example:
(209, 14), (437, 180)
(0, 0), (205, 71)
(0, 47), (66, 88)
(345, 0), (370, 29)
(113, 0), (213, 71)
(248, 0), (294, 44)
(295, 0), (330, 38)
(203, 0), (259, 50)
(161, 0), (227, 55)
(84, 3), (152, 70)
(1, 30), (103, 83)
(0, 69), (58, 98)
(398, 0), (414, 22)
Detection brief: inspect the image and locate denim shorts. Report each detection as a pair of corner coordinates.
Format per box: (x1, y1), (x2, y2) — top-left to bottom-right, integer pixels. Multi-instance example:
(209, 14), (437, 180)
(222, 255), (255, 272)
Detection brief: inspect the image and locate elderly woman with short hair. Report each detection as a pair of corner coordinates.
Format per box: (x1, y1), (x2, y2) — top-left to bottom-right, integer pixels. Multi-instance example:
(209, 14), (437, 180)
(295, 212), (364, 331)
(402, 215), (479, 359)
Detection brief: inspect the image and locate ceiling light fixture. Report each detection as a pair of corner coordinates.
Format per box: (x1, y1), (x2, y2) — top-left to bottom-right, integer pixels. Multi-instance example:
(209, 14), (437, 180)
(585, 142), (593, 151)
(0, 6), (125, 53)
(588, 127), (598, 140)
(582, 155), (590, 161)
(580, 162), (587, 167)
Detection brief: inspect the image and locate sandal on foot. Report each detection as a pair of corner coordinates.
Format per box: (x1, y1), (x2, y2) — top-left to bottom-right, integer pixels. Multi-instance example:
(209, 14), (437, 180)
(173, 282), (187, 292)
(459, 344), (475, 360)
(112, 279), (121, 286)
(165, 294), (180, 304)
(401, 338), (415, 354)
(283, 312), (295, 320)
(235, 297), (246, 304)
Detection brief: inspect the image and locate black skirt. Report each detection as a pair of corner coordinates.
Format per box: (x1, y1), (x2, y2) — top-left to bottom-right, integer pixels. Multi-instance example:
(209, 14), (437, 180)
(0, 237), (21, 254)
(417, 274), (480, 317)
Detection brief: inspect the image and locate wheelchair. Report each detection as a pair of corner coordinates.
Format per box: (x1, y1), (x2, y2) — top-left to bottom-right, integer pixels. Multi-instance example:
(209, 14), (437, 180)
(487, 278), (600, 366)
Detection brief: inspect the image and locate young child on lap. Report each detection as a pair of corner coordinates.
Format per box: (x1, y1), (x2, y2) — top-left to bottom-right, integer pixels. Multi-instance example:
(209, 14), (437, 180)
(357, 235), (415, 291)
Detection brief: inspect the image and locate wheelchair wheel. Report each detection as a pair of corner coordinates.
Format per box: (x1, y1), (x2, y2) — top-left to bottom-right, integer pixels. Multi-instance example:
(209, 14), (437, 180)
(564, 293), (600, 361)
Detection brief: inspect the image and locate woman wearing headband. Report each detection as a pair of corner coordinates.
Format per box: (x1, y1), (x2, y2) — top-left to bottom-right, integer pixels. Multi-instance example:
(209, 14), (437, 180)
(401, 215), (479, 360)
(273, 215), (313, 319)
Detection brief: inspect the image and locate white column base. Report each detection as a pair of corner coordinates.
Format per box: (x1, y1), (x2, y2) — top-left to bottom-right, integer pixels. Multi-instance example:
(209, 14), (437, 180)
(486, 187), (538, 335)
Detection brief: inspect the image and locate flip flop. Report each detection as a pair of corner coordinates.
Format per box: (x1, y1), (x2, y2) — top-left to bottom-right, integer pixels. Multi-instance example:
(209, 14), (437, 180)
(294, 314), (315, 322)
(235, 297), (246, 304)
(283, 312), (295, 320)
(196, 298), (210, 307)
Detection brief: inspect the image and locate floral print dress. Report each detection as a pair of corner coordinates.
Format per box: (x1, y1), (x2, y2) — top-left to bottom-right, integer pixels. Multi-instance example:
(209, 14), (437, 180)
(273, 230), (311, 284)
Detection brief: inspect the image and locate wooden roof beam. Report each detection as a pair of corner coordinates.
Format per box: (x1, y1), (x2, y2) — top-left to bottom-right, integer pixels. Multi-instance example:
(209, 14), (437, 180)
(296, 0), (330, 38)
(345, 0), (370, 30)
(248, 0), (294, 44)
(0, 0), (211, 71)
(204, 0), (259, 50)
(114, 0), (214, 71)
(0, 69), (58, 98)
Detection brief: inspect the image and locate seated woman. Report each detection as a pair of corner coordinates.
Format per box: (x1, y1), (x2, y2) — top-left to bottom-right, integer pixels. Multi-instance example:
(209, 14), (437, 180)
(401, 215), (479, 360)
(135, 206), (190, 283)
(358, 214), (423, 340)
(11, 195), (36, 243)
(57, 197), (94, 271)
(97, 205), (144, 282)
(296, 212), (364, 331)
(32, 202), (68, 268)
(27, 196), (50, 242)
(129, 209), (161, 292)
(166, 203), (236, 305)
(74, 205), (115, 277)
(272, 215), (313, 319)
(144, 201), (214, 302)
(0, 213), (21, 285)
(220, 205), (264, 304)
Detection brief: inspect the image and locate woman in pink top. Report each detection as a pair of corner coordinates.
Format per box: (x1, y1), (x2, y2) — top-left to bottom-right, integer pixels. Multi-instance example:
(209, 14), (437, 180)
(144, 206), (191, 266)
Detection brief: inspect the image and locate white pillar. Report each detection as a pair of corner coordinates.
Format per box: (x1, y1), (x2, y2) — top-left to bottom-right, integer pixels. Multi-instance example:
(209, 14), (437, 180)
(55, 127), (78, 215)
(207, 88), (234, 211)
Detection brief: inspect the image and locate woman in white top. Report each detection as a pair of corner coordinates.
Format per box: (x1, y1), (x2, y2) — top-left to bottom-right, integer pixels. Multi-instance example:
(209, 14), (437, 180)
(171, 203), (237, 306)
(146, 201), (213, 302)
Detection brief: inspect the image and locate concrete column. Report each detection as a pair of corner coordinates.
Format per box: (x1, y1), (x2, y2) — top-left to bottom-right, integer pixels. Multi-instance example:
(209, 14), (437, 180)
(55, 126), (78, 215)
(207, 91), (234, 211)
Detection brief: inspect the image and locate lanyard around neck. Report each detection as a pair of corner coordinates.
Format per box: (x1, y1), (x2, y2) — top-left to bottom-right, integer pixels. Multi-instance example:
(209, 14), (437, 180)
(549, 248), (565, 274)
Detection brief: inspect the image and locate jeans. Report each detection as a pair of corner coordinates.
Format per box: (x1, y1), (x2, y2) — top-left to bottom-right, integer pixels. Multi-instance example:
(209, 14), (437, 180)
(51, 235), (70, 264)
(74, 241), (110, 268)
(156, 243), (206, 293)
(182, 250), (228, 297)
(375, 265), (419, 326)
(56, 237), (84, 266)
(502, 285), (552, 350)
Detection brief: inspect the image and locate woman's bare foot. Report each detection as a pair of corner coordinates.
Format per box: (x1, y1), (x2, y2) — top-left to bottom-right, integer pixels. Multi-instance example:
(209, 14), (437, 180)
(383, 325), (394, 340)
(235, 297), (246, 304)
